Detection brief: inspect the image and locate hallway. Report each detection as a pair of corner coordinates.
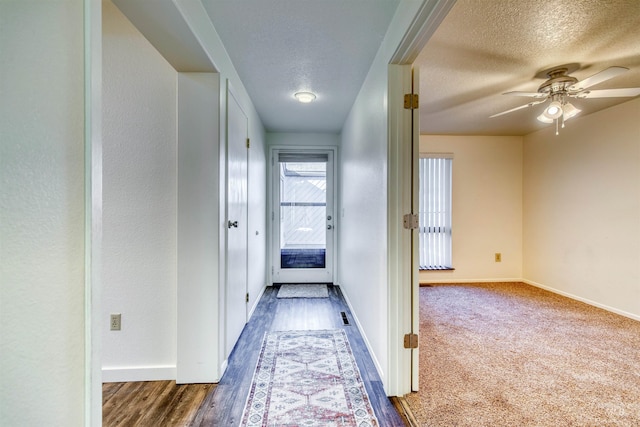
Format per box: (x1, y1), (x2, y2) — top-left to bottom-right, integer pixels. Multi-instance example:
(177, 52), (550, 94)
(193, 284), (406, 426)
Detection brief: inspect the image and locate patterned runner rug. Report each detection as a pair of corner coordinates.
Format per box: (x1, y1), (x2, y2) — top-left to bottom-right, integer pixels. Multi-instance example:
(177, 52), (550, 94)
(241, 329), (379, 426)
(276, 284), (329, 298)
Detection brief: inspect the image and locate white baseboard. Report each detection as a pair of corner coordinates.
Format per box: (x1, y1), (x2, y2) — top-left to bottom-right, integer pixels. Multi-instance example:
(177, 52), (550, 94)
(219, 359), (228, 379)
(420, 277), (522, 284)
(102, 365), (176, 383)
(248, 285), (267, 319)
(337, 285), (385, 384)
(523, 279), (640, 322)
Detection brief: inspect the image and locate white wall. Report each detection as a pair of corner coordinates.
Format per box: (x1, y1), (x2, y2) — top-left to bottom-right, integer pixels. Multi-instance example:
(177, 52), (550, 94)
(523, 98), (640, 320)
(340, 73), (390, 378)
(420, 135), (523, 283)
(338, 1), (424, 392)
(104, 0), (270, 380)
(0, 1), (88, 425)
(172, 0), (267, 369)
(176, 73), (220, 383)
(102, 0), (178, 381)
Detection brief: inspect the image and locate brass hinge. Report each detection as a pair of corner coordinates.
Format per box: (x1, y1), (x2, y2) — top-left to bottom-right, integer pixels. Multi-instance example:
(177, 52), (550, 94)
(246, 138), (250, 148)
(404, 333), (419, 349)
(246, 292), (249, 303)
(404, 93), (419, 109)
(403, 214), (419, 230)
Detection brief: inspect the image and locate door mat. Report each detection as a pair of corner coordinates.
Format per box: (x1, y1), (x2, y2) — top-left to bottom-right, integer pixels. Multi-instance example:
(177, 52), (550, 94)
(240, 329), (379, 426)
(277, 284), (329, 298)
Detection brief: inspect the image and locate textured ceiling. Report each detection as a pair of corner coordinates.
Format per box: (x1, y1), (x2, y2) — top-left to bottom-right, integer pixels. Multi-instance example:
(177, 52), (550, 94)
(415, 0), (640, 135)
(203, 0), (400, 133)
(116, 0), (640, 136)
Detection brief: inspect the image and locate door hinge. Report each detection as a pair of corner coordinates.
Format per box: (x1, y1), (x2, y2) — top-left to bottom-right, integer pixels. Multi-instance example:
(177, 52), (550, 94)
(404, 93), (419, 109)
(403, 213), (419, 230)
(246, 292), (249, 303)
(246, 138), (250, 149)
(404, 333), (419, 349)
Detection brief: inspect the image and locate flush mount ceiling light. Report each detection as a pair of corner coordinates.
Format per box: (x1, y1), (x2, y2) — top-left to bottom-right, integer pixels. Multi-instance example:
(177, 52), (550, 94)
(294, 92), (316, 103)
(490, 63), (640, 135)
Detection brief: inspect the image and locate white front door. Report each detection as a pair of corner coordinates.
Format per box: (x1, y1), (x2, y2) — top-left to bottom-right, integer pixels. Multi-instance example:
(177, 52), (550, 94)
(225, 87), (248, 357)
(271, 150), (335, 284)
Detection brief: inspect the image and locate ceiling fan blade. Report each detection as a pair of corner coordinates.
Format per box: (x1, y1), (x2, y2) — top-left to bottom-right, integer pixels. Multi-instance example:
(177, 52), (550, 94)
(503, 91), (547, 98)
(489, 99), (546, 118)
(569, 66), (628, 91)
(574, 88), (640, 98)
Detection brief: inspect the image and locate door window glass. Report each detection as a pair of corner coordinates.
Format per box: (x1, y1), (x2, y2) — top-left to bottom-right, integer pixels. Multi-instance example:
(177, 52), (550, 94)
(279, 161), (326, 269)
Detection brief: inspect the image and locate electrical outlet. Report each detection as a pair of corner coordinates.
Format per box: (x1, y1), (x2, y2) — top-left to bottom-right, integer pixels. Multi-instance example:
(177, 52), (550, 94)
(110, 313), (121, 331)
(495, 253), (502, 262)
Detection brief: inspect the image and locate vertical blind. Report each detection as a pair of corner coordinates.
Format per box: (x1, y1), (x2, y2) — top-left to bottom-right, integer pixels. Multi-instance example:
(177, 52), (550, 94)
(419, 155), (453, 269)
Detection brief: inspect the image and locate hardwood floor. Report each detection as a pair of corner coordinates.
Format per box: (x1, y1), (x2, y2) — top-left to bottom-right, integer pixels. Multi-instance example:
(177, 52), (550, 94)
(193, 284), (406, 426)
(103, 381), (215, 426)
(103, 285), (407, 426)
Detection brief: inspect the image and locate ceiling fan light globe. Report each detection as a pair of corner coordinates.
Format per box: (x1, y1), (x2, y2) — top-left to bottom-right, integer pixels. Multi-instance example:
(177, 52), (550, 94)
(562, 103), (581, 120)
(547, 105), (560, 115)
(544, 101), (563, 119)
(537, 113), (554, 123)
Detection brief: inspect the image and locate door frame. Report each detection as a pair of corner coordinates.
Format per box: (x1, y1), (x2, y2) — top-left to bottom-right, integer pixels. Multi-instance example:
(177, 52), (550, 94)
(268, 146), (338, 285)
(387, 0), (456, 396)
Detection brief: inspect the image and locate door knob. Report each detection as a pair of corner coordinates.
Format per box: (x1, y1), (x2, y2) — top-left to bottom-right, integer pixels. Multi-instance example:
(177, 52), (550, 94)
(228, 220), (238, 228)
(327, 225), (333, 230)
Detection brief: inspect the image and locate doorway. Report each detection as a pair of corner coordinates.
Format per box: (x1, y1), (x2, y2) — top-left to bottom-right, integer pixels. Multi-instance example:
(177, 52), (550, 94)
(270, 149), (336, 284)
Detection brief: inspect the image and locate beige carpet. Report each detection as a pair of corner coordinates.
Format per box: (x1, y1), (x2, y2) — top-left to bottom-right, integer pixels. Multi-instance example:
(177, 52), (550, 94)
(405, 282), (640, 426)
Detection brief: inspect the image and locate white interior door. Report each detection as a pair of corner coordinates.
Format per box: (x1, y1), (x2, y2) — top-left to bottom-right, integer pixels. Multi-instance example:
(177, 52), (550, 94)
(410, 67), (420, 392)
(271, 150), (335, 283)
(387, 64), (417, 396)
(225, 87), (248, 356)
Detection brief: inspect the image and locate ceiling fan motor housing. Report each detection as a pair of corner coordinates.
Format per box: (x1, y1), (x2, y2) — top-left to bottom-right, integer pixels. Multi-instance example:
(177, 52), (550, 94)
(538, 67), (578, 95)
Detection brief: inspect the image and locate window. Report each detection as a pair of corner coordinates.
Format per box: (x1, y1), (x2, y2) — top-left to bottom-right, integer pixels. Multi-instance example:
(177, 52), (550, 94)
(419, 154), (452, 270)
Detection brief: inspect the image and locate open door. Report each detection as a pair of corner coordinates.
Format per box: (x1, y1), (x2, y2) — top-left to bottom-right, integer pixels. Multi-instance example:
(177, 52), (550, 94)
(386, 0), (454, 399)
(410, 67), (420, 392)
(271, 149), (336, 284)
(387, 64), (420, 396)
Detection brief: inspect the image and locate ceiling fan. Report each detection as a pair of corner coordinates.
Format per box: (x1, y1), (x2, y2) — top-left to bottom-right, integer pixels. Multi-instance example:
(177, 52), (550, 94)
(490, 63), (640, 134)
